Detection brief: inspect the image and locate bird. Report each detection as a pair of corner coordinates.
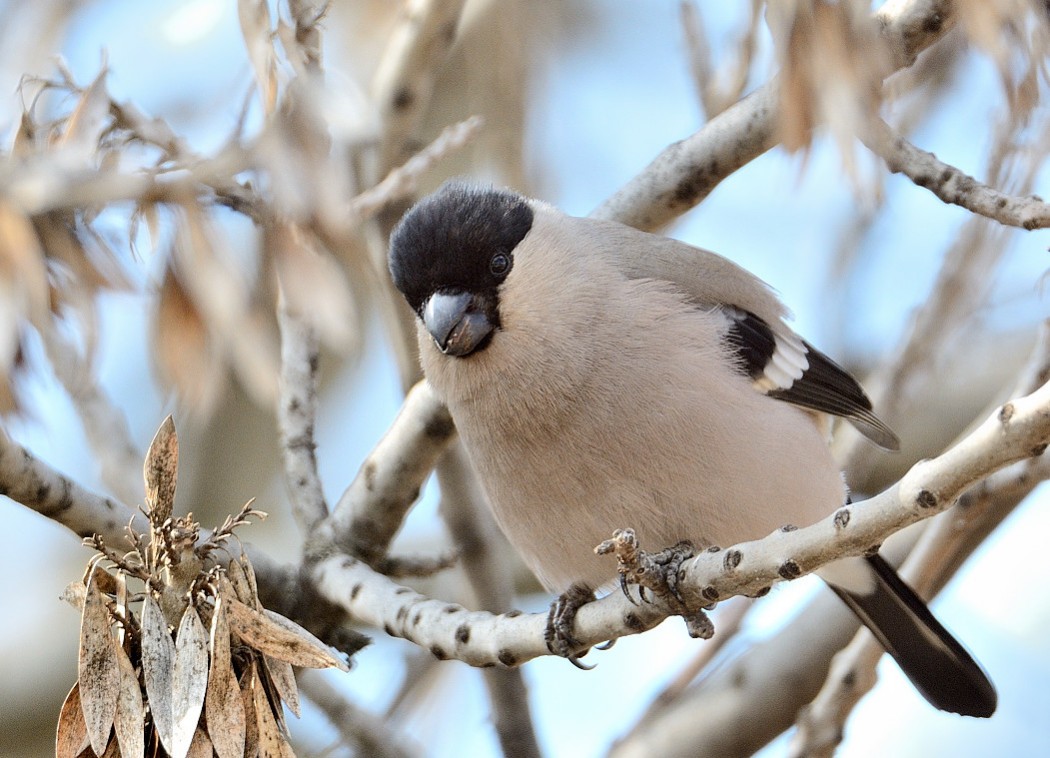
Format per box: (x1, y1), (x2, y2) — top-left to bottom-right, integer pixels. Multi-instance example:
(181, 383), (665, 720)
(387, 179), (997, 718)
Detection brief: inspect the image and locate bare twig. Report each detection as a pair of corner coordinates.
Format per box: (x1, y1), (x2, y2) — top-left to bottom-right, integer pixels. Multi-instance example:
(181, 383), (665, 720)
(348, 115), (484, 222)
(680, 0), (763, 121)
(835, 103), (1047, 485)
(276, 288), (329, 534)
(863, 116), (1050, 229)
(40, 326), (142, 507)
(618, 596), (752, 742)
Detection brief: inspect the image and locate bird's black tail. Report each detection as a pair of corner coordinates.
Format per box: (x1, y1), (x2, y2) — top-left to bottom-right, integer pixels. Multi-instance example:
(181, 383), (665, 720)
(823, 554), (997, 717)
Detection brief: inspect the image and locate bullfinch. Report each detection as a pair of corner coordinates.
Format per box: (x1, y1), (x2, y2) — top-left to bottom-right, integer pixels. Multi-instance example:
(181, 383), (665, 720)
(388, 180), (996, 718)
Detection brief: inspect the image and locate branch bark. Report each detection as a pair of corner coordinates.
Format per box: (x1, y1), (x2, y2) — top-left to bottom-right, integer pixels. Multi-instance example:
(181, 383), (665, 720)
(863, 116), (1050, 229)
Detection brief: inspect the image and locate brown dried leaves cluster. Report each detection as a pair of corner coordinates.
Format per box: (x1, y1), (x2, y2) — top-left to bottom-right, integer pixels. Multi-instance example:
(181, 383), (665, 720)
(1, 0), (366, 419)
(57, 416), (350, 758)
(768, 0), (892, 168)
(765, 0), (1050, 178)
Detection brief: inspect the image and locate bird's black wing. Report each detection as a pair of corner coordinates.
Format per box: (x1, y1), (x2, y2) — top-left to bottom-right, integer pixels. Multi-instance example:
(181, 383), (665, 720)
(723, 307), (900, 451)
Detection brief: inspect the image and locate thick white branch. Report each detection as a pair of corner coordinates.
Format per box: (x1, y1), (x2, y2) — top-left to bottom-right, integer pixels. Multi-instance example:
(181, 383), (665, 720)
(372, 0), (469, 174)
(310, 377), (1050, 665)
(0, 424), (146, 541)
(308, 381), (455, 563)
(276, 295), (328, 534)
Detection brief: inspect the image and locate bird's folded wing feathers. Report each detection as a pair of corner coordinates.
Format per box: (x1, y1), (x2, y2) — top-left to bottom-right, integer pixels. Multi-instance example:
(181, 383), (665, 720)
(724, 307), (900, 450)
(588, 222), (900, 450)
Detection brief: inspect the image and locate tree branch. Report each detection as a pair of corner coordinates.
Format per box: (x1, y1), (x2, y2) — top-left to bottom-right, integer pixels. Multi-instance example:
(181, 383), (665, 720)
(789, 320), (1050, 755)
(307, 380), (455, 565)
(591, 0), (957, 231)
(863, 116), (1050, 229)
(309, 375), (1050, 666)
(0, 424), (146, 541)
(276, 291), (329, 534)
(371, 0), (470, 174)
(40, 326), (142, 507)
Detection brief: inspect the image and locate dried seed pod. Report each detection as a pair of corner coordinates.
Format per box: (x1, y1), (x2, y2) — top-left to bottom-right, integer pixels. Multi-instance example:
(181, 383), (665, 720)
(224, 595), (349, 672)
(78, 566), (119, 756)
(206, 597), (246, 758)
(144, 415), (178, 524)
(171, 606), (210, 758)
(55, 683), (89, 758)
(140, 593), (176, 753)
(112, 636), (145, 758)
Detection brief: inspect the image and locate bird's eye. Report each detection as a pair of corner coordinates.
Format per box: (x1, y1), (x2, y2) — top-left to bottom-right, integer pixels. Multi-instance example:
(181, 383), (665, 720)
(489, 252), (511, 277)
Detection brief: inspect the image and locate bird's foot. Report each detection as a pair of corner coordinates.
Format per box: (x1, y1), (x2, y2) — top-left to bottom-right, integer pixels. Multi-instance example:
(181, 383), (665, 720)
(595, 529), (714, 639)
(545, 582), (597, 669)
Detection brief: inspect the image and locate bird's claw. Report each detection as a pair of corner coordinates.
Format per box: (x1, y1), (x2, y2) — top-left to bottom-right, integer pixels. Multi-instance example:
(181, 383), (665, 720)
(545, 582), (599, 668)
(597, 529), (696, 608)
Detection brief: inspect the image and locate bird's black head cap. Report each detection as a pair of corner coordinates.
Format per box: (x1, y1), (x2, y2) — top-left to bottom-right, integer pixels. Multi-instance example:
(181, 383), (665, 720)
(388, 181), (534, 315)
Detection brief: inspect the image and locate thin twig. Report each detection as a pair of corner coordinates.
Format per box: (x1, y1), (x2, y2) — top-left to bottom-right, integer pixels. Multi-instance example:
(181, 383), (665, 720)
(40, 326), (142, 507)
(0, 425), (146, 541)
(297, 670), (420, 758)
(863, 116), (1050, 229)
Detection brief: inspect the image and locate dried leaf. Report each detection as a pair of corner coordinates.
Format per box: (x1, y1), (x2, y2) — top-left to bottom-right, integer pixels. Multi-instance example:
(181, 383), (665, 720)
(260, 658), (289, 736)
(154, 263), (223, 415)
(141, 593), (176, 754)
(56, 682), (89, 758)
(98, 734), (120, 757)
(241, 554), (260, 604)
(0, 198), (49, 360)
(253, 667), (289, 758)
(186, 727), (214, 758)
(173, 204), (279, 407)
(263, 655), (300, 718)
(79, 566), (119, 755)
(13, 109), (36, 157)
(129, 201), (162, 259)
(238, 0), (278, 113)
(114, 572), (128, 647)
(271, 221), (354, 349)
(144, 415), (178, 523)
(240, 662), (260, 758)
(60, 69), (112, 161)
(224, 596), (349, 672)
(113, 633), (145, 758)
(62, 580), (87, 611)
(172, 606), (210, 758)
(206, 598), (246, 758)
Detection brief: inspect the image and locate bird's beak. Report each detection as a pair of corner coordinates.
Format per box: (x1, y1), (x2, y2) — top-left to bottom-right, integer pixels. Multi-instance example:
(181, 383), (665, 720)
(423, 291), (495, 357)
